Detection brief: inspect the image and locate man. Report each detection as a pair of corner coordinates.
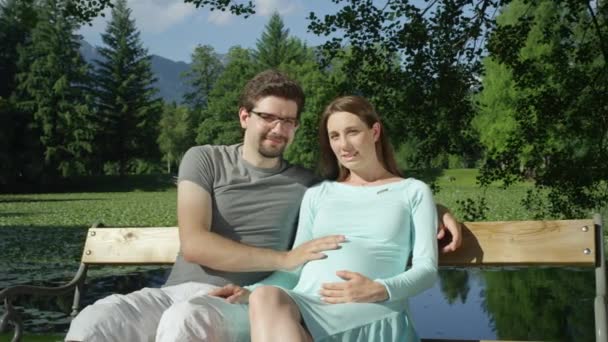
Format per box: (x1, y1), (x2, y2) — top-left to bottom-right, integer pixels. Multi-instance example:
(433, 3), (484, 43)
(66, 69), (461, 341)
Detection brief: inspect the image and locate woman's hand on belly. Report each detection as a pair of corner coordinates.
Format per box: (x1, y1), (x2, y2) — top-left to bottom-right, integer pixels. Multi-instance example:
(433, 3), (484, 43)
(318, 270), (389, 304)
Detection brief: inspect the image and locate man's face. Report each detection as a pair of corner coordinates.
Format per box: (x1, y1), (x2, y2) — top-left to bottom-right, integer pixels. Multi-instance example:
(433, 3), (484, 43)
(240, 96), (299, 159)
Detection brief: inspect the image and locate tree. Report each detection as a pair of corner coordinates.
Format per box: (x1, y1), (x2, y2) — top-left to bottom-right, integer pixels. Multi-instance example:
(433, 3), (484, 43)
(0, 0), (39, 186)
(15, 0), (94, 179)
(181, 44), (223, 111)
(305, 1), (487, 169)
(93, 0), (162, 175)
(196, 13), (320, 148)
(254, 12), (307, 69)
(158, 103), (197, 173)
(281, 50), (342, 169)
(196, 46), (258, 146)
(476, 0), (608, 218)
(0, 0), (37, 100)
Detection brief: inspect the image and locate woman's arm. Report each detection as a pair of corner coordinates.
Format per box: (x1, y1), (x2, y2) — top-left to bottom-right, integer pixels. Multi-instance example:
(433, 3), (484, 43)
(375, 181), (439, 302)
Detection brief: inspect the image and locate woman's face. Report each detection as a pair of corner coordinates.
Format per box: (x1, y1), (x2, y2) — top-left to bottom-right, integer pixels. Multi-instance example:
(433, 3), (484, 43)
(326, 111), (380, 171)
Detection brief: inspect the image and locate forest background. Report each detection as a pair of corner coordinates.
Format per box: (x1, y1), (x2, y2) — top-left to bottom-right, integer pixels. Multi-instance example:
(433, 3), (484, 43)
(1, 0), (607, 220)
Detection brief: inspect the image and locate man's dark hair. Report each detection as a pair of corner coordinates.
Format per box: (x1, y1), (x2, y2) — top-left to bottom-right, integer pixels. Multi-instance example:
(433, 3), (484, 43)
(239, 69), (305, 117)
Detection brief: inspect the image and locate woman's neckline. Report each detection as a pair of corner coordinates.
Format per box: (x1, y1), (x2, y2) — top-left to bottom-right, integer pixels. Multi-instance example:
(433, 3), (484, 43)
(334, 178), (409, 189)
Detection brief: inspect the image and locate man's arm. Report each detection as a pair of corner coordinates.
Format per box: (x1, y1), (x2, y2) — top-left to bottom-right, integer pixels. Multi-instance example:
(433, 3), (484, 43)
(436, 204), (462, 253)
(178, 180), (343, 272)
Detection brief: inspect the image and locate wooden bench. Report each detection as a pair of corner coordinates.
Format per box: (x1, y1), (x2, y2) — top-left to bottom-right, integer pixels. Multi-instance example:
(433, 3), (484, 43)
(1, 215), (606, 342)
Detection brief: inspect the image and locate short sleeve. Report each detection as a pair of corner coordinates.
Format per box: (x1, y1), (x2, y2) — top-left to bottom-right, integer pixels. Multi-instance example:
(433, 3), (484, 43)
(178, 146), (215, 193)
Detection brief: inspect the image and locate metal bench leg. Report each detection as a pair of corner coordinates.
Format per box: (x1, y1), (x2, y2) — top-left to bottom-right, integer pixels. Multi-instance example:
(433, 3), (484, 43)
(1, 298), (23, 342)
(71, 264), (88, 320)
(595, 214), (607, 342)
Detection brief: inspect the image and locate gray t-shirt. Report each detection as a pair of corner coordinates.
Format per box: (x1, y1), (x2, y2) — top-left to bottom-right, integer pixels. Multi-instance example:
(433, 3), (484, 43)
(164, 143), (317, 287)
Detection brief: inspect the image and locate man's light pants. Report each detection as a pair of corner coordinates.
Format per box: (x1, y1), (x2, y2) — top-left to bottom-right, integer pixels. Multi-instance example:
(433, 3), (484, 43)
(65, 282), (250, 342)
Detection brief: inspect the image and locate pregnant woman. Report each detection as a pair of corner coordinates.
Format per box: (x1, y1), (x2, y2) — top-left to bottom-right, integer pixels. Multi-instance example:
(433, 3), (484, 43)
(214, 95), (438, 341)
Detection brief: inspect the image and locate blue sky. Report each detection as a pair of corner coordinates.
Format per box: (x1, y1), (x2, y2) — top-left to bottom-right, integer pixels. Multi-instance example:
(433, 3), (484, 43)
(78, 0), (341, 63)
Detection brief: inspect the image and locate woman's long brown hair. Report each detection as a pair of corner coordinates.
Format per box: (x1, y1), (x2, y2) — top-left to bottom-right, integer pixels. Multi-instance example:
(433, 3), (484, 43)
(318, 95), (402, 181)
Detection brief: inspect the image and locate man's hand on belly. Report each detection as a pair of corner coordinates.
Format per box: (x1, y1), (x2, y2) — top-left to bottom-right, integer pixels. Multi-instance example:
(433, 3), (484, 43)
(319, 270), (389, 304)
(281, 235), (346, 270)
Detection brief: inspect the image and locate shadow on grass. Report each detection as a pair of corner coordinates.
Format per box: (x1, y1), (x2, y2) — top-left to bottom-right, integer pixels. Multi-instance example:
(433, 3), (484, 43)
(0, 212), (31, 218)
(0, 226), (88, 271)
(0, 333), (64, 342)
(1, 267), (170, 335)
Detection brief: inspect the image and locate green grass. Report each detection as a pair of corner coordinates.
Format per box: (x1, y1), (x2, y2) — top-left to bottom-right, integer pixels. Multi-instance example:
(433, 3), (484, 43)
(0, 186), (178, 284)
(0, 169), (530, 229)
(0, 169), (598, 228)
(0, 190), (177, 228)
(424, 168), (536, 221)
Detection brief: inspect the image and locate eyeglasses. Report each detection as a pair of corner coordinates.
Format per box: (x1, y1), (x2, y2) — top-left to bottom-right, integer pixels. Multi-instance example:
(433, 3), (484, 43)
(250, 110), (300, 129)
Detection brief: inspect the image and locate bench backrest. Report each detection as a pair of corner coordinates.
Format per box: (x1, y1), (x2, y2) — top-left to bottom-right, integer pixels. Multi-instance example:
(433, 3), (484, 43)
(82, 227), (179, 264)
(80, 219), (600, 267)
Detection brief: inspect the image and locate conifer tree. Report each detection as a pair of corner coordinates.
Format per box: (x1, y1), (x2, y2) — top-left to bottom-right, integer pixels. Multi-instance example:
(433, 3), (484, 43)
(93, 0), (161, 175)
(196, 46), (257, 145)
(16, 0), (94, 179)
(0, 0), (38, 185)
(253, 12), (307, 69)
(182, 44), (223, 111)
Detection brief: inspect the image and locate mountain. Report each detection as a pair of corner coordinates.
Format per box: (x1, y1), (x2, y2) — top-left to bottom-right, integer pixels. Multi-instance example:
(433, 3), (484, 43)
(150, 55), (191, 104)
(79, 40), (192, 104)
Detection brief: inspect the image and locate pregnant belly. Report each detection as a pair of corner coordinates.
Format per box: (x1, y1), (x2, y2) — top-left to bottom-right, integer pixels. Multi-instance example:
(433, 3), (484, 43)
(292, 239), (402, 295)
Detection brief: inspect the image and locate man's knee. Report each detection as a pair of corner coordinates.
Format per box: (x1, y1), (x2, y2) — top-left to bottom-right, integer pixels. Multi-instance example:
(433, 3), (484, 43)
(157, 296), (229, 341)
(66, 296), (132, 342)
(159, 299), (212, 326)
(66, 288), (170, 342)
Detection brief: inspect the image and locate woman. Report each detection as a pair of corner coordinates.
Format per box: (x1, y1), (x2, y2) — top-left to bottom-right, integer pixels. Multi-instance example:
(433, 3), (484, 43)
(217, 95), (438, 341)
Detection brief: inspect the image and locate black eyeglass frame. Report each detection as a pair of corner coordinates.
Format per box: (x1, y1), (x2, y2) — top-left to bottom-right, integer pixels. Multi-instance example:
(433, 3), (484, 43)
(249, 110), (300, 129)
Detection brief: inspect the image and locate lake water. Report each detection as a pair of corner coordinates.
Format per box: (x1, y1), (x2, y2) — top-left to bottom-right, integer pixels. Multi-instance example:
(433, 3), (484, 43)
(0, 227), (598, 341)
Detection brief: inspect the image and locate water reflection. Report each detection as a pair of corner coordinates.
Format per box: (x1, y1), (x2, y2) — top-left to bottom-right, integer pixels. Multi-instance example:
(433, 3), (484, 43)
(411, 268), (595, 341)
(483, 267), (594, 341)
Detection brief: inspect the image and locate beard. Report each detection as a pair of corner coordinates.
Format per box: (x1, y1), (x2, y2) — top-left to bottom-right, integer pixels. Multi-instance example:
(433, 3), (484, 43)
(258, 133), (288, 158)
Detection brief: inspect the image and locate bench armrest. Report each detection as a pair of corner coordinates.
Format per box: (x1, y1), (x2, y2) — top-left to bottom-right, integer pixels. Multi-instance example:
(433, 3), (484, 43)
(0, 263), (88, 342)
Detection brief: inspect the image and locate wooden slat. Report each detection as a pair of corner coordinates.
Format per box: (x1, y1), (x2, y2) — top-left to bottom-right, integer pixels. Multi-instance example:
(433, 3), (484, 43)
(80, 219), (596, 266)
(81, 227), (179, 264)
(439, 219), (596, 266)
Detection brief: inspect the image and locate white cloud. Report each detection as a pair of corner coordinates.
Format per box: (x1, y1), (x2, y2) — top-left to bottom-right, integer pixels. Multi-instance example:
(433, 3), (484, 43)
(78, 0), (199, 37)
(129, 0), (197, 33)
(255, 0), (301, 16)
(207, 10), (237, 26)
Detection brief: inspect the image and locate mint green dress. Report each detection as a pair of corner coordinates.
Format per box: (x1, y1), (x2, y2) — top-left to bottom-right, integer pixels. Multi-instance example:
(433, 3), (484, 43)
(252, 178), (438, 341)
